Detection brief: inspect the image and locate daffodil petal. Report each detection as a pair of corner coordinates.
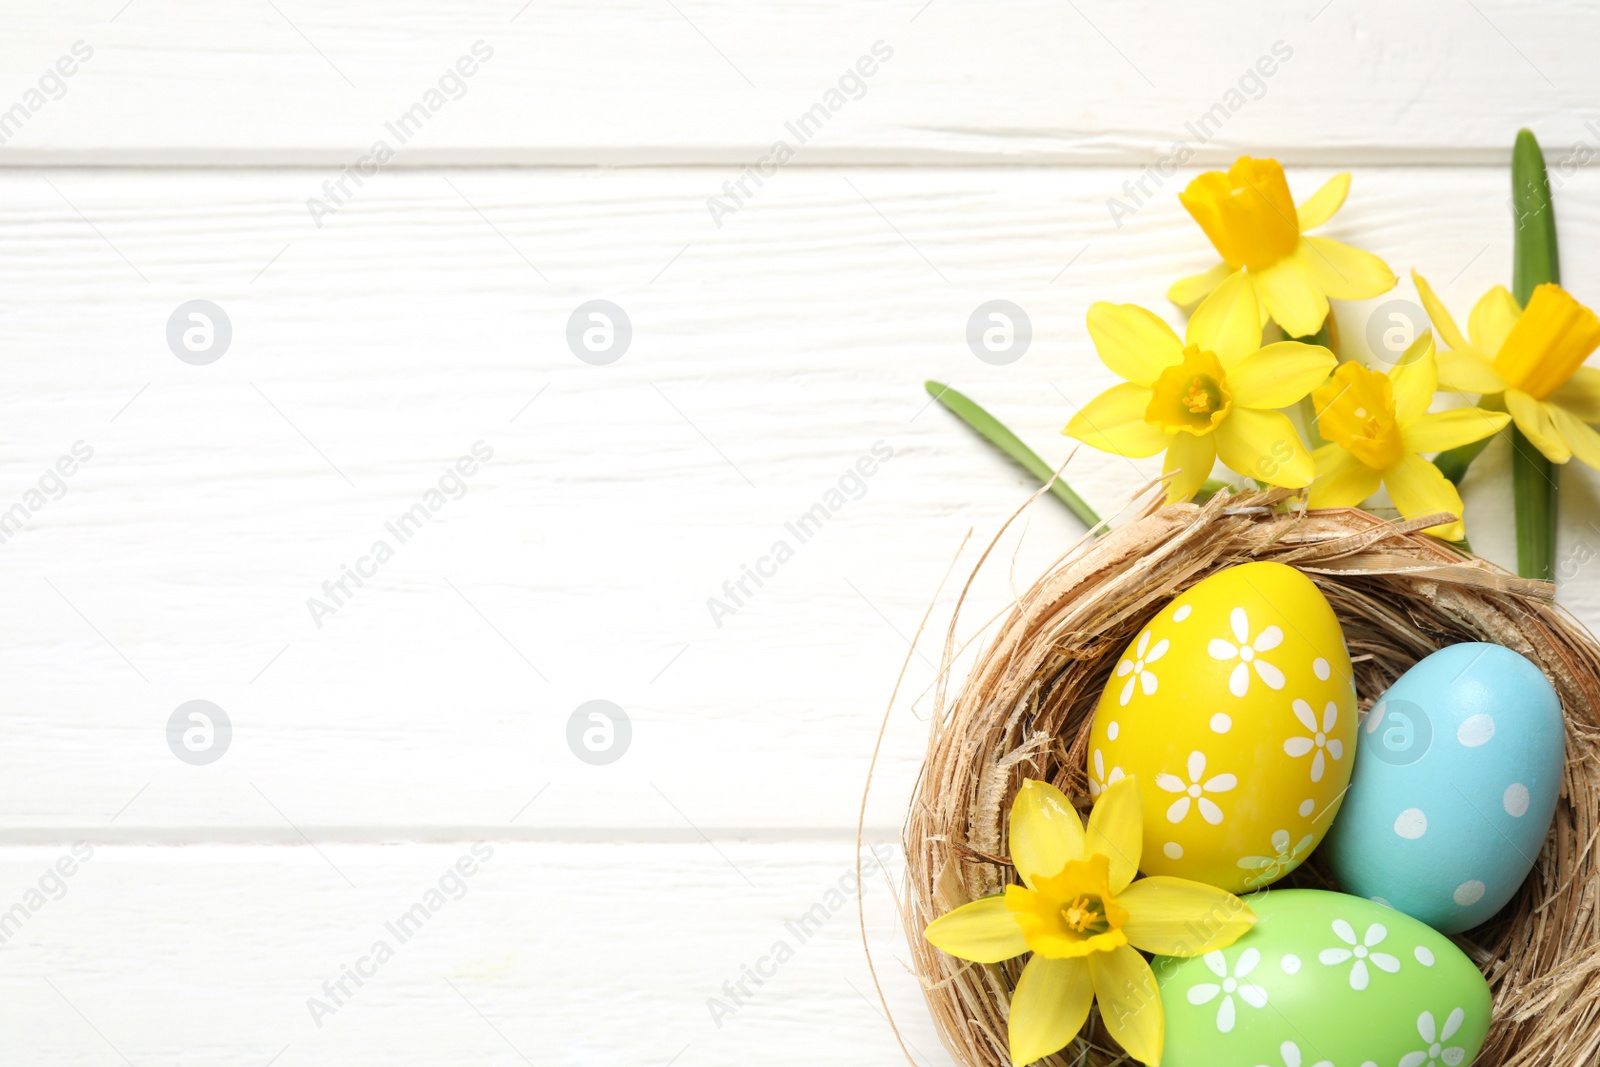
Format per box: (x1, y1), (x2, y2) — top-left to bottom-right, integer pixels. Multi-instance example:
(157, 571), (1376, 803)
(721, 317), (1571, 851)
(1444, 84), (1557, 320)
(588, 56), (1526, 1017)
(1548, 366), (1600, 422)
(1087, 302), (1186, 387)
(1064, 383), (1168, 458)
(1505, 389), (1573, 464)
(1469, 285), (1521, 357)
(1167, 263), (1232, 310)
(1085, 775), (1142, 894)
(1251, 253), (1328, 339)
(1402, 407), (1509, 454)
(1437, 345), (1507, 394)
(1309, 442), (1383, 509)
(1385, 452), (1468, 540)
(1088, 944), (1164, 1066)
(1390, 334), (1438, 424)
(1298, 236), (1397, 301)
(1009, 779), (1085, 889)
(1008, 956), (1095, 1067)
(1546, 403), (1600, 469)
(1215, 407), (1314, 488)
(1118, 876), (1256, 956)
(1187, 268), (1263, 367)
(923, 894), (1029, 964)
(1296, 172), (1350, 231)
(1412, 271), (1471, 354)
(1162, 431), (1216, 504)
(1226, 341), (1335, 409)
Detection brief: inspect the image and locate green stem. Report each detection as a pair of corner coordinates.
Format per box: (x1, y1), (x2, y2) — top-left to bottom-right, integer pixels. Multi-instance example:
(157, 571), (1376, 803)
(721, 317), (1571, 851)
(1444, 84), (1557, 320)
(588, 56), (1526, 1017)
(1433, 437), (1492, 485)
(925, 381), (1102, 531)
(1510, 128), (1560, 580)
(1289, 320), (1333, 450)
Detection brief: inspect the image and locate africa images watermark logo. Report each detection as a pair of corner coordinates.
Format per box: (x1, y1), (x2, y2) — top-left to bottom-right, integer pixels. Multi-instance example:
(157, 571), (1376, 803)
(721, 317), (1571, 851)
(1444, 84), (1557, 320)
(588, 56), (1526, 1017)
(705, 41), (894, 228)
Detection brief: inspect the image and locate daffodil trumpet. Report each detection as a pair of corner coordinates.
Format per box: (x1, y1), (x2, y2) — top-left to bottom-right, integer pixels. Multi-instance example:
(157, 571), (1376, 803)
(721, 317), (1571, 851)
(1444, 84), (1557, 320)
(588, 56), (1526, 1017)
(922, 776), (1255, 1066)
(1170, 157), (1396, 338)
(1065, 272), (1335, 503)
(1308, 332), (1510, 541)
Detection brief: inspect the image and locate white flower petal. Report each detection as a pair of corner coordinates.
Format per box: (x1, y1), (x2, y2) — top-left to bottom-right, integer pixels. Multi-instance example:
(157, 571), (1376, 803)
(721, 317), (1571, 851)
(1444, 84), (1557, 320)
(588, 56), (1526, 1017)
(1349, 958), (1369, 990)
(1120, 676), (1136, 706)
(1155, 773), (1187, 793)
(1229, 662), (1249, 697)
(1187, 750), (1206, 781)
(1108, 767), (1124, 784)
(1146, 638), (1170, 662)
(1117, 658), (1135, 677)
(1284, 736), (1315, 757)
(1418, 1010), (1437, 1043)
(1216, 995), (1236, 1033)
(1230, 607), (1249, 644)
(1167, 796), (1192, 823)
(1326, 738), (1344, 761)
(1254, 659), (1286, 689)
(1140, 670), (1158, 696)
(1203, 951), (1228, 978)
(1370, 952), (1401, 973)
(1441, 1007), (1463, 1041)
(1332, 919), (1357, 945)
(1198, 797), (1224, 825)
(1208, 638), (1239, 660)
(1136, 631), (1150, 657)
(1292, 699), (1319, 732)
(1318, 948), (1353, 965)
(1237, 983), (1268, 1008)
(1310, 749), (1326, 783)
(1187, 982), (1221, 1005)
(1442, 1048), (1465, 1066)
(1364, 923), (1388, 947)
(1321, 701), (1338, 732)
(1204, 773), (1237, 793)
(1253, 625), (1283, 652)
(1234, 947), (1260, 977)
(1400, 1053), (1428, 1067)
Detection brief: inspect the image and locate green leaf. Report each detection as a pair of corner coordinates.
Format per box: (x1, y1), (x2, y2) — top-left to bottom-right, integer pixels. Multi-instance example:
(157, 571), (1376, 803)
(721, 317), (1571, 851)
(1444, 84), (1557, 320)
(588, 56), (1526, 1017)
(1510, 129), (1559, 581)
(924, 381), (1101, 531)
(1288, 319), (1332, 450)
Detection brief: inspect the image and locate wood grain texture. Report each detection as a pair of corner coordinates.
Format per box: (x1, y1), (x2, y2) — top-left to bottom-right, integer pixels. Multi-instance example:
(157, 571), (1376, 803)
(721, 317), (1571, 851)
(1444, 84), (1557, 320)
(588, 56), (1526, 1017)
(3, 165), (1600, 835)
(0, 842), (936, 1065)
(1, 1), (1599, 163)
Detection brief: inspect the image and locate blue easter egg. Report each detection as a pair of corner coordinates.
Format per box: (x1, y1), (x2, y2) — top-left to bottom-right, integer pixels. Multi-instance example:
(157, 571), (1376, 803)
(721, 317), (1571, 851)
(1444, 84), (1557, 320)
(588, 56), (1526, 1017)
(1324, 642), (1564, 933)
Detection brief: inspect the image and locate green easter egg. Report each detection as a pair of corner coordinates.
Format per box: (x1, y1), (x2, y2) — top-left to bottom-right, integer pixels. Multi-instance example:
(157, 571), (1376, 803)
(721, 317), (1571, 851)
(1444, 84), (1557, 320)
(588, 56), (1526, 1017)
(1154, 889), (1490, 1067)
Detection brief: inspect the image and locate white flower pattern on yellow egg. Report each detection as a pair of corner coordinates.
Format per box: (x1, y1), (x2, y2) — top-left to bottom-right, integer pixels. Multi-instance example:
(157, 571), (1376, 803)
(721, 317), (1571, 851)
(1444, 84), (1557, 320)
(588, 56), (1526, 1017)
(1156, 750), (1236, 825)
(1115, 629), (1169, 706)
(1186, 948), (1268, 1033)
(1207, 607), (1286, 696)
(1317, 918), (1400, 991)
(1088, 748), (1125, 798)
(1400, 1008), (1467, 1067)
(1284, 699), (1344, 782)
(1236, 828), (1314, 887)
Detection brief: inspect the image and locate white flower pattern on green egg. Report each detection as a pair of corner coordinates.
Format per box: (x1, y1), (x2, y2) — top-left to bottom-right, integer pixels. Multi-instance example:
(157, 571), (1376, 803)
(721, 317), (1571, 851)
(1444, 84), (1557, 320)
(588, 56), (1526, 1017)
(1255, 1041), (1333, 1067)
(1317, 918), (1401, 990)
(1284, 699), (1344, 782)
(1115, 629), (1169, 706)
(1208, 606), (1287, 696)
(1400, 1008), (1468, 1067)
(1156, 750), (1236, 825)
(1186, 947), (1269, 1033)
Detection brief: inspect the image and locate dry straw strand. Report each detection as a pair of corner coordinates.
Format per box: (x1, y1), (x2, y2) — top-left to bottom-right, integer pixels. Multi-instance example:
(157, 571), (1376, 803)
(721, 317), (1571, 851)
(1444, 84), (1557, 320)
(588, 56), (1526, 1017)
(901, 488), (1600, 1067)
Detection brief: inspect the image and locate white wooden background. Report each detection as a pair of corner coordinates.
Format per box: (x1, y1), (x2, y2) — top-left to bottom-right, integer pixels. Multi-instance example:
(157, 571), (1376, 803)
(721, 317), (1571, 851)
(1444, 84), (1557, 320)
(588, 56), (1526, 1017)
(5, 1), (1600, 1063)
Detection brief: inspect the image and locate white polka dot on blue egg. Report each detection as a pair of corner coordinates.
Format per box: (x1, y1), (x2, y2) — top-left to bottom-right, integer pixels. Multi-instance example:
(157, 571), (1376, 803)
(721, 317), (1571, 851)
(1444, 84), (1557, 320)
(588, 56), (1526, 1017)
(1323, 642), (1564, 934)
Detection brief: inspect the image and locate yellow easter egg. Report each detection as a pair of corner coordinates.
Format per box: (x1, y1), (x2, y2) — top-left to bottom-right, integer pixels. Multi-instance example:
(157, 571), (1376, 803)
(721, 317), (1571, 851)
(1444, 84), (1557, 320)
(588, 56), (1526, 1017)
(1086, 561), (1356, 892)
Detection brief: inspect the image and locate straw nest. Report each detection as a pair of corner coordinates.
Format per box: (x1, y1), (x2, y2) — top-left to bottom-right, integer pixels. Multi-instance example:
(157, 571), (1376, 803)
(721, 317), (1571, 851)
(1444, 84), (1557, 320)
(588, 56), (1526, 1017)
(901, 488), (1600, 1067)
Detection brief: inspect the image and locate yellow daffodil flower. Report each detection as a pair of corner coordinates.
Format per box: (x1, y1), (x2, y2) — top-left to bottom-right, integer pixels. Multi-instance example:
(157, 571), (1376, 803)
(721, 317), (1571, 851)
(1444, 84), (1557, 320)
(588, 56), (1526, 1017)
(1309, 333), (1509, 540)
(923, 776), (1255, 1066)
(1064, 271), (1334, 503)
(1169, 157), (1396, 338)
(1413, 270), (1600, 466)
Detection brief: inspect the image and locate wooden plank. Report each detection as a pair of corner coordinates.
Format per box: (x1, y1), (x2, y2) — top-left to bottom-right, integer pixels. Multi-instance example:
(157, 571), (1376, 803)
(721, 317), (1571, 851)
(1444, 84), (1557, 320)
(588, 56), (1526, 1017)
(0, 164), (1597, 833)
(0, 841), (948, 1065)
(0, 1), (1597, 163)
